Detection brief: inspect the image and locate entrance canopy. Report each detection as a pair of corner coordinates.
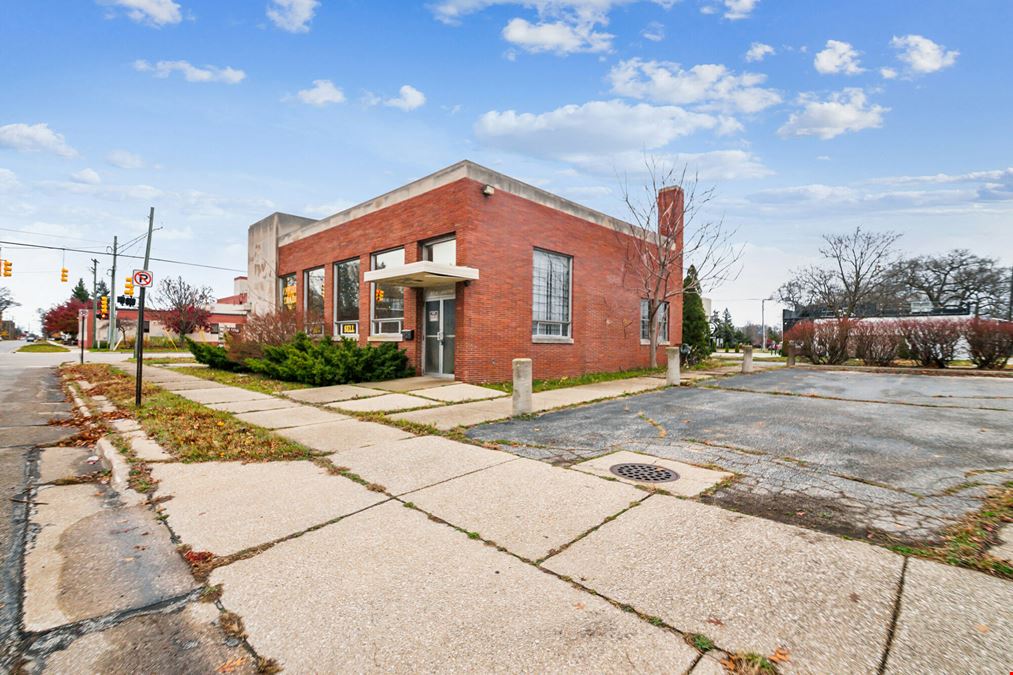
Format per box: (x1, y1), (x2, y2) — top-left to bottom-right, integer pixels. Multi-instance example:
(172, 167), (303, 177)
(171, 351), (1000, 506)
(363, 261), (479, 288)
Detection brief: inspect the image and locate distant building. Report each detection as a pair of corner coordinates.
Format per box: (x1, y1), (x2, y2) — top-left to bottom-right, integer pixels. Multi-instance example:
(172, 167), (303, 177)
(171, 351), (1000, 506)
(782, 302), (973, 332)
(84, 276), (249, 346)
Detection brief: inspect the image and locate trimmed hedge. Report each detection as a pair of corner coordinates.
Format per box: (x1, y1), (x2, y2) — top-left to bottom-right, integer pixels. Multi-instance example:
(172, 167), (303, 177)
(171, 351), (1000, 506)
(245, 333), (414, 385)
(186, 338), (246, 371)
(188, 333), (415, 384)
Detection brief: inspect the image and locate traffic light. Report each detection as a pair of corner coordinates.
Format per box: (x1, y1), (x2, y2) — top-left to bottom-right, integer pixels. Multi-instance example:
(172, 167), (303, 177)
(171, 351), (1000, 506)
(124, 275), (134, 297)
(100, 295), (109, 319)
(60, 267), (69, 283)
(1, 260), (10, 277)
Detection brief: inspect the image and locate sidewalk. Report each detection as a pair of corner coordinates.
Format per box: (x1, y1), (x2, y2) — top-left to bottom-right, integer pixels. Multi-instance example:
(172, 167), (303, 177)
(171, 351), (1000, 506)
(33, 365), (1013, 673)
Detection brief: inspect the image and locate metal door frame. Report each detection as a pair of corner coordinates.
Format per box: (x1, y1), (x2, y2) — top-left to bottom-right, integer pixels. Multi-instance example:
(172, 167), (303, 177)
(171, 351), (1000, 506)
(423, 287), (455, 378)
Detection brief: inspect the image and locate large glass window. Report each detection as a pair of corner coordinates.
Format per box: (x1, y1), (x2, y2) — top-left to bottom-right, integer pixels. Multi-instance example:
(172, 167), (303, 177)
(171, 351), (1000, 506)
(640, 300), (669, 342)
(304, 267), (325, 335)
(532, 249), (572, 337)
(334, 258), (360, 338)
(423, 236), (456, 265)
(279, 273), (297, 312)
(371, 248), (405, 335)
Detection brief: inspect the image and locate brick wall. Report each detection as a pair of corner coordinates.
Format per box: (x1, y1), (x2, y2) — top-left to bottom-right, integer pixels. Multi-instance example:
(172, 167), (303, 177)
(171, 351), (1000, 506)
(274, 177), (683, 384)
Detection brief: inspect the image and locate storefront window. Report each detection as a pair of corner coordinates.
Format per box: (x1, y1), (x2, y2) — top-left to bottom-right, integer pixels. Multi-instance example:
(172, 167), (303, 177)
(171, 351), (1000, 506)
(371, 248), (405, 335)
(334, 258), (360, 337)
(279, 273), (297, 312)
(640, 300), (669, 342)
(304, 267), (325, 335)
(423, 236), (456, 265)
(532, 249), (572, 337)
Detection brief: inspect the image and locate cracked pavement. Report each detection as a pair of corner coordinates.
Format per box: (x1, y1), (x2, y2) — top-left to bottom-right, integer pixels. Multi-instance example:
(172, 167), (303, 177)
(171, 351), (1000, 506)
(469, 368), (1013, 544)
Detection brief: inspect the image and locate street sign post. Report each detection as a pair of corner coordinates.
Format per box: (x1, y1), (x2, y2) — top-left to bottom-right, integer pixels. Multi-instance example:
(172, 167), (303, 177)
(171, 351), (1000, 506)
(78, 309), (88, 364)
(134, 210), (155, 407)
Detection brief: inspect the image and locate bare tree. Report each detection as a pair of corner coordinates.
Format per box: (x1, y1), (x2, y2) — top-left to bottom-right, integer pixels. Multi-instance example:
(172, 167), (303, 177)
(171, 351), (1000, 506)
(153, 276), (215, 337)
(892, 249), (1008, 316)
(0, 287), (18, 318)
(117, 317), (137, 346)
(778, 226), (901, 318)
(615, 157), (742, 367)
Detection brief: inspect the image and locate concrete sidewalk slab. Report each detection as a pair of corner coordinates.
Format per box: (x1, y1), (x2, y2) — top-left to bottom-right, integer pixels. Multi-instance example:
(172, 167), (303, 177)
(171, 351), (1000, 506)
(41, 602), (255, 675)
(329, 392), (440, 413)
(175, 388), (272, 405)
(151, 461), (386, 556)
(391, 399), (511, 430)
(884, 558), (1013, 674)
(233, 405), (347, 430)
(544, 496), (903, 674)
(573, 450), (732, 497)
(411, 383), (508, 403)
(24, 484), (195, 632)
(327, 435), (515, 495)
(409, 458), (643, 560)
(277, 418), (413, 453)
(359, 376), (456, 392)
(212, 501), (698, 674)
(159, 380), (229, 392)
(283, 384), (383, 404)
(128, 436), (172, 462)
(36, 447), (101, 484)
(207, 398), (300, 414)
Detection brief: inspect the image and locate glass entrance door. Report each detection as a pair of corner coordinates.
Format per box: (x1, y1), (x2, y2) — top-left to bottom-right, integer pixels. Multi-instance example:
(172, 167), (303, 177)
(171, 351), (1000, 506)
(423, 298), (455, 376)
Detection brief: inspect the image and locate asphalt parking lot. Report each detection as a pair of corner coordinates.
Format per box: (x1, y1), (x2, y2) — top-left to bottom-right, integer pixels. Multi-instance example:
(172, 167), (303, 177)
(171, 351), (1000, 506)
(469, 368), (1013, 543)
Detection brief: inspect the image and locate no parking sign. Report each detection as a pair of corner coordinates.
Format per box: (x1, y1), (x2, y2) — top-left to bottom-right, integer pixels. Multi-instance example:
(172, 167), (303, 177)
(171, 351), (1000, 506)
(132, 269), (153, 287)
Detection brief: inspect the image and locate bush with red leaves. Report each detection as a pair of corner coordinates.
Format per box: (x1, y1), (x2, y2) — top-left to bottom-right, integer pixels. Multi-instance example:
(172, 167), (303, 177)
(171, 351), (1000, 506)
(896, 318), (966, 368)
(784, 318), (852, 365)
(850, 320), (902, 366)
(964, 318), (1013, 370)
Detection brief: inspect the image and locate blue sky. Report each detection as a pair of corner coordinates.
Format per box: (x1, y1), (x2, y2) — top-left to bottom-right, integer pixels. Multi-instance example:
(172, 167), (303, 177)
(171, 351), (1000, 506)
(1, 0), (1011, 330)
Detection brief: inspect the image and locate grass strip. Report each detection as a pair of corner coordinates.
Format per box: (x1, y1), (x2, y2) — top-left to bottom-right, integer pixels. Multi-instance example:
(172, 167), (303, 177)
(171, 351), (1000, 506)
(171, 365), (311, 395)
(62, 363), (314, 463)
(17, 342), (69, 352)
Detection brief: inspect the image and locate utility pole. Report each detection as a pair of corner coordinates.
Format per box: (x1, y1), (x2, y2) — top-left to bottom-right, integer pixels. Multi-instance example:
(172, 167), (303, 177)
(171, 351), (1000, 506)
(135, 207), (155, 407)
(90, 259), (99, 348)
(1007, 265), (1012, 322)
(107, 236), (118, 350)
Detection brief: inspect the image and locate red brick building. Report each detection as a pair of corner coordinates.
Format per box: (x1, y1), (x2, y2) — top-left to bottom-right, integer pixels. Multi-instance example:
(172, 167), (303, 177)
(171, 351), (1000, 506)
(247, 161), (683, 384)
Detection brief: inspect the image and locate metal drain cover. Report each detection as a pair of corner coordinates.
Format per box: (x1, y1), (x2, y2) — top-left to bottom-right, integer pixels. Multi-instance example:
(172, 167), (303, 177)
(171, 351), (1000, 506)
(609, 463), (679, 483)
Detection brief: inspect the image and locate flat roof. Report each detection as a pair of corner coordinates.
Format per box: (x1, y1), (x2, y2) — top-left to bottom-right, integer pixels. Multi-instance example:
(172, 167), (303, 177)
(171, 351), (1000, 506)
(275, 160), (638, 247)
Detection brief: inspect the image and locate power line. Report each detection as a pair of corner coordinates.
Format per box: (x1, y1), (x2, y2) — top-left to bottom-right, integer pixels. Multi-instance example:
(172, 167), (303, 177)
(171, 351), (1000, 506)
(0, 239), (245, 273)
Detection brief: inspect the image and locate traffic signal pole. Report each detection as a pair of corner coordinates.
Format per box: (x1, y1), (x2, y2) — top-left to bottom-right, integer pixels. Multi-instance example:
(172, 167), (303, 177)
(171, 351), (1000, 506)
(90, 259), (99, 348)
(135, 207), (155, 407)
(107, 236), (118, 350)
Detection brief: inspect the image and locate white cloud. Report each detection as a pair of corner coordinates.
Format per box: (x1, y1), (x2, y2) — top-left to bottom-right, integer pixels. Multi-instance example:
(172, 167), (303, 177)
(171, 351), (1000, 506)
(867, 168), (1013, 187)
(880, 67), (897, 80)
(745, 42), (774, 62)
(0, 168), (21, 193)
(106, 149), (145, 169)
(71, 168), (102, 185)
(813, 40), (864, 75)
(295, 79), (346, 106)
(608, 58), (781, 115)
(475, 99), (718, 159)
(430, 1), (675, 56)
(722, 0), (758, 20)
(385, 85), (426, 111)
(39, 180), (164, 202)
(778, 88), (887, 140)
(641, 20), (665, 42)
(890, 34), (958, 75)
(0, 123), (77, 157)
(267, 0), (319, 33)
(133, 59), (246, 84)
(100, 0), (181, 27)
(502, 17), (613, 53)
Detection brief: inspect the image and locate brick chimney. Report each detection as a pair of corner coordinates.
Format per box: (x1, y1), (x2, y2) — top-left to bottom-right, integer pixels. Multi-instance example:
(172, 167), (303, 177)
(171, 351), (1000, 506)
(657, 185), (684, 240)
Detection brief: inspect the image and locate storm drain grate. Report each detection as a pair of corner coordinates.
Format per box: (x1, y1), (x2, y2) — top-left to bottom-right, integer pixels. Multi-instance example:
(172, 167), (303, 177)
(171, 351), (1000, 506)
(609, 463), (679, 483)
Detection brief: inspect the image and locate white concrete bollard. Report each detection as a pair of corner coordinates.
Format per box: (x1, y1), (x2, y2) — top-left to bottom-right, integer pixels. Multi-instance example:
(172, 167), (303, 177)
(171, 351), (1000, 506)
(512, 358), (533, 416)
(666, 346), (681, 386)
(787, 343), (796, 367)
(742, 344), (754, 373)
